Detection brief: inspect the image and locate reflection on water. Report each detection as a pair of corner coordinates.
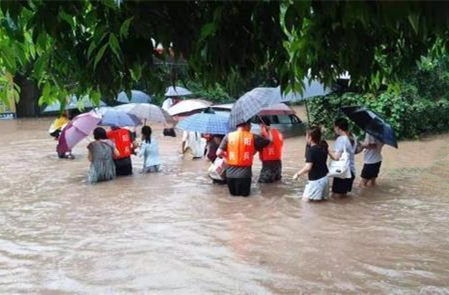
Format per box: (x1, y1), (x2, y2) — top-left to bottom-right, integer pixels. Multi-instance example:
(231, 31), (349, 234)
(1, 118), (449, 294)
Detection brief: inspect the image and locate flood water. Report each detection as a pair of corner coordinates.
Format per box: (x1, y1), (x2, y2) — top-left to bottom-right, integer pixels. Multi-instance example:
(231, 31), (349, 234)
(1, 118), (449, 294)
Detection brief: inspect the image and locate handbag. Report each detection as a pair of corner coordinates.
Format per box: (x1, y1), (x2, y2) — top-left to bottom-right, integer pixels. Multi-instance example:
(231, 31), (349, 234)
(328, 145), (352, 179)
(208, 157), (227, 181)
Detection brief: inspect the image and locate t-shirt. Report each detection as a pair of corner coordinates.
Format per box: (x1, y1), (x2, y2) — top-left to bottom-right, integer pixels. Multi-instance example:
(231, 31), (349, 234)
(138, 138), (161, 168)
(218, 133), (271, 178)
(334, 135), (357, 173)
(363, 134), (384, 164)
(305, 145), (329, 180)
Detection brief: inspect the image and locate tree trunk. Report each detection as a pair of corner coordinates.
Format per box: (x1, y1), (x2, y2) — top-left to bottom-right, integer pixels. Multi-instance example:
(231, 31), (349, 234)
(15, 75), (40, 118)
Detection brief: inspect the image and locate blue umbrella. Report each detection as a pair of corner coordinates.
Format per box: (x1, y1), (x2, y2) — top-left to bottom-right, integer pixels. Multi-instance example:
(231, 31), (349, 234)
(99, 109), (142, 127)
(341, 106), (398, 148)
(116, 90), (152, 104)
(177, 112), (229, 135)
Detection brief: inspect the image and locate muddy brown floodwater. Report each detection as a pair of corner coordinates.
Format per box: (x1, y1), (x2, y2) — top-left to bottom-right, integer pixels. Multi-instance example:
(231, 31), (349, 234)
(1, 117), (449, 294)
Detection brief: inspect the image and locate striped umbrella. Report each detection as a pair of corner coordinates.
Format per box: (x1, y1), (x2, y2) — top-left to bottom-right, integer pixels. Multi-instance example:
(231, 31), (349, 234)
(177, 112), (229, 135)
(229, 87), (281, 127)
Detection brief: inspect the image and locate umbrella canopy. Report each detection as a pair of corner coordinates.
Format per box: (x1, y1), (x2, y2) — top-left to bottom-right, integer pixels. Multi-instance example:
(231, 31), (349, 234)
(99, 109), (142, 127)
(116, 90), (152, 104)
(167, 99), (213, 116)
(341, 106), (398, 148)
(177, 112), (229, 135)
(229, 87), (281, 127)
(57, 111), (102, 153)
(212, 102), (295, 116)
(165, 86), (192, 97)
(114, 103), (174, 124)
(212, 103), (233, 111)
(43, 95), (107, 113)
(278, 80), (329, 103)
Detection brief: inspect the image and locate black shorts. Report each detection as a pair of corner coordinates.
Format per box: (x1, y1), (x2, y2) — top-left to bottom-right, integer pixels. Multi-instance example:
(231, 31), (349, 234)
(114, 157), (133, 176)
(332, 171), (355, 194)
(361, 162), (382, 180)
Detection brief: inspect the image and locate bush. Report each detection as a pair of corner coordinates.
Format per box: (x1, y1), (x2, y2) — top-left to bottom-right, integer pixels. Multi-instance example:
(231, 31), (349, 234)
(307, 91), (449, 140)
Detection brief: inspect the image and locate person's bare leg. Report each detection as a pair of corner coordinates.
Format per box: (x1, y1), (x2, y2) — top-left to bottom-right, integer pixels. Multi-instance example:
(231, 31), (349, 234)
(367, 178), (377, 187)
(331, 192), (347, 198)
(360, 178), (368, 188)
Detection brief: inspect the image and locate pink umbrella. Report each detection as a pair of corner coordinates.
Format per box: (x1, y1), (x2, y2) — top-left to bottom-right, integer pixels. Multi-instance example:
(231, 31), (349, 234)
(57, 111), (102, 154)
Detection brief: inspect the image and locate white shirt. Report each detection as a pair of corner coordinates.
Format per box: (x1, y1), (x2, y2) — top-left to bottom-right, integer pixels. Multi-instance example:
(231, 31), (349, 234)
(363, 134), (384, 164)
(182, 131), (205, 158)
(161, 98), (174, 111)
(334, 135), (357, 173)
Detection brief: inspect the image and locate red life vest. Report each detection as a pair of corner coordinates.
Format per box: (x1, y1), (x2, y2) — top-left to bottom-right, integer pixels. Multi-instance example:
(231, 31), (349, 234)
(260, 128), (283, 161)
(226, 130), (255, 167)
(107, 129), (132, 159)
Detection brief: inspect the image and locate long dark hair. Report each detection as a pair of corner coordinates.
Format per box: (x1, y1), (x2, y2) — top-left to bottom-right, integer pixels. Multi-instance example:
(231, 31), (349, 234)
(141, 125), (152, 143)
(306, 126), (328, 152)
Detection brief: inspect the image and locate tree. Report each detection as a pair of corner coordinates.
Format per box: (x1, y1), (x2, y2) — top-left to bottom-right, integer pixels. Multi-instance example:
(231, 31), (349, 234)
(2, 1), (449, 108)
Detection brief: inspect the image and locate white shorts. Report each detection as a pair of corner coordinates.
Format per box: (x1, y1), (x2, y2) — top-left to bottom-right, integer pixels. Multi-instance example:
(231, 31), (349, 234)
(303, 176), (329, 201)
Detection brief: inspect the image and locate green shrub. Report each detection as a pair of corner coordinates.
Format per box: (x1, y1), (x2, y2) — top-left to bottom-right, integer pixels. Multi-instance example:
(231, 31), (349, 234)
(307, 91), (449, 139)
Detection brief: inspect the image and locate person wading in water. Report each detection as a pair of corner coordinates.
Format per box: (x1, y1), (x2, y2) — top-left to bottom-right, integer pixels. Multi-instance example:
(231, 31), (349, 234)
(216, 121), (272, 197)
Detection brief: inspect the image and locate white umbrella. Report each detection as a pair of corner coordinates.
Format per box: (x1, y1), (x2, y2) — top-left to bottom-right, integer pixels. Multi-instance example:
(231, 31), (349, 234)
(117, 90), (152, 104)
(165, 86), (192, 97)
(114, 103), (174, 124)
(167, 99), (212, 116)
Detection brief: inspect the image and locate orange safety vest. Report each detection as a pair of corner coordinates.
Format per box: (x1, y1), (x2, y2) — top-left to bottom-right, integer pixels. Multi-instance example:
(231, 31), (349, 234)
(107, 129), (132, 159)
(260, 128), (283, 161)
(226, 130), (255, 167)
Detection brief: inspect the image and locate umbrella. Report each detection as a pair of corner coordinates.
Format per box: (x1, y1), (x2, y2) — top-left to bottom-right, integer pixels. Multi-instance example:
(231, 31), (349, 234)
(229, 87), (281, 127)
(57, 111), (102, 153)
(116, 90), (152, 104)
(113, 103), (175, 124)
(212, 102), (295, 116)
(167, 99), (212, 117)
(165, 86), (192, 97)
(99, 109), (142, 127)
(277, 80), (329, 103)
(341, 106), (398, 148)
(43, 95), (107, 113)
(212, 103), (233, 111)
(177, 112), (229, 135)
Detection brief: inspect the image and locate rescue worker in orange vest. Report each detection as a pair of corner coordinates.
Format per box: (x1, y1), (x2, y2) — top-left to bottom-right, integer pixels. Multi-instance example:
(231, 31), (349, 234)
(216, 121), (272, 197)
(107, 126), (136, 176)
(258, 118), (283, 183)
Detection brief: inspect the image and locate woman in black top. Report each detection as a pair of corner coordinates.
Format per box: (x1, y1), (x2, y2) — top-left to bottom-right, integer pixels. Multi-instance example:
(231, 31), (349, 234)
(293, 126), (329, 201)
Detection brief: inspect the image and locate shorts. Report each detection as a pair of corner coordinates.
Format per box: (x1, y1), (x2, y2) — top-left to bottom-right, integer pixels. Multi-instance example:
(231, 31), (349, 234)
(114, 157), (133, 176)
(332, 171), (355, 194)
(303, 176), (329, 201)
(361, 162), (382, 180)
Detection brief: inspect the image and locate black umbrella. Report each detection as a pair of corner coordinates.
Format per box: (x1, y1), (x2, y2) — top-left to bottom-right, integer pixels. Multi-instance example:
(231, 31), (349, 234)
(341, 106), (398, 148)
